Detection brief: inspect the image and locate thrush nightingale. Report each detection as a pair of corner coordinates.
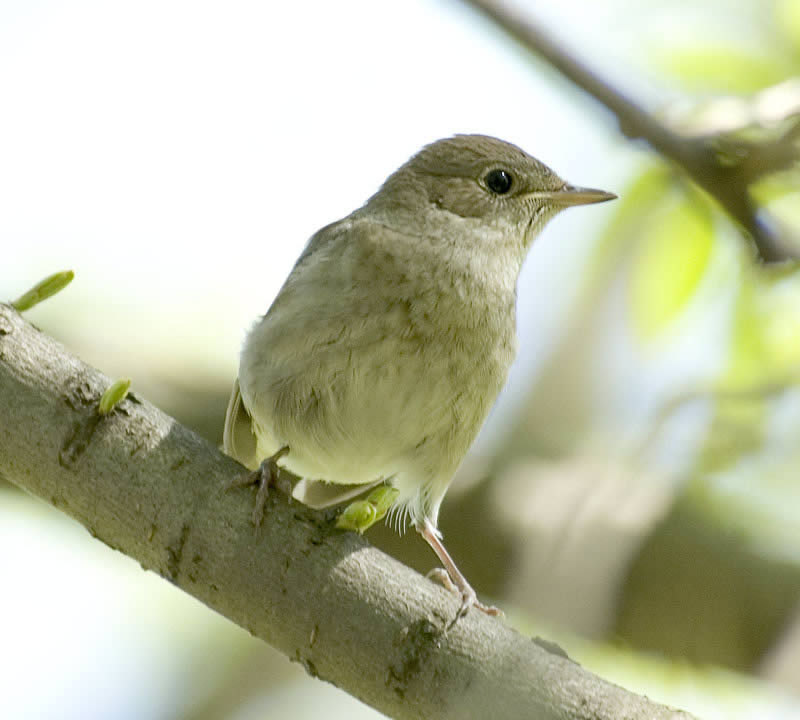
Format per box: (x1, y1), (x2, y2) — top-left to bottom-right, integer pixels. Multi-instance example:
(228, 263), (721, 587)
(224, 134), (615, 616)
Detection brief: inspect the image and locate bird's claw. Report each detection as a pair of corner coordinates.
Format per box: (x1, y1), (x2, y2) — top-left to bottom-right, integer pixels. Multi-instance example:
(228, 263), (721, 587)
(426, 568), (503, 619)
(225, 446), (290, 529)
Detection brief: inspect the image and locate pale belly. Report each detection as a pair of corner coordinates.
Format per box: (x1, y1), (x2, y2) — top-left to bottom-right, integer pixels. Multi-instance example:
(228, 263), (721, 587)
(240, 315), (511, 517)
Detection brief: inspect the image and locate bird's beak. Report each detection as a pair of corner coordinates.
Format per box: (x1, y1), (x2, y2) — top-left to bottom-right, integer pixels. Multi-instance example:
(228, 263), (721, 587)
(538, 184), (617, 206)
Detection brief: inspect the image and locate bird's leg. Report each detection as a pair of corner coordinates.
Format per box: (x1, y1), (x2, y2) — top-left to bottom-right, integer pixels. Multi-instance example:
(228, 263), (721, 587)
(226, 445), (290, 527)
(417, 518), (502, 619)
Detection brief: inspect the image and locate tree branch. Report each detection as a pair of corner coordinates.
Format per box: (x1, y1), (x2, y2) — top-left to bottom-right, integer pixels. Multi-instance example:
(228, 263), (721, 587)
(0, 303), (696, 720)
(459, 0), (800, 263)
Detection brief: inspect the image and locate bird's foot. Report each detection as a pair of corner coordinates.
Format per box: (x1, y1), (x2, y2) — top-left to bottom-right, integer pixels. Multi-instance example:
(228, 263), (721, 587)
(225, 445), (290, 528)
(426, 568), (503, 619)
(418, 519), (503, 622)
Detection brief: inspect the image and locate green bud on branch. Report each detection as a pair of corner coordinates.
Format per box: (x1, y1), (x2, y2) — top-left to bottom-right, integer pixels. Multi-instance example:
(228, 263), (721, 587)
(11, 270), (75, 311)
(98, 378), (131, 416)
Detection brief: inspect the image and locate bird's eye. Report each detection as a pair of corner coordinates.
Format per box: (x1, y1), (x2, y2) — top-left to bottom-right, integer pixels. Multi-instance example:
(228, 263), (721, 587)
(485, 168), (513, 195)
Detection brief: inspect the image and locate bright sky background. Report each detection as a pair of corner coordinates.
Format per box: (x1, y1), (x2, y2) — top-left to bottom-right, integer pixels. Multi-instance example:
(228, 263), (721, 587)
(0, 2), (644, 719)
(0, 0), (631, 378)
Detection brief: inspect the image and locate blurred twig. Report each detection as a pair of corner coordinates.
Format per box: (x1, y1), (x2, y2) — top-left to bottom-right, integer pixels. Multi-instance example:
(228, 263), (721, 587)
(460, 0), (800, 263)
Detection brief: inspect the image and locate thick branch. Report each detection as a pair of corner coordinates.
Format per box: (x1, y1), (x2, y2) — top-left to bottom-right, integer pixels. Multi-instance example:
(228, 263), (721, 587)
(460, 0), (800, 262)
(0, 304), (695, 720)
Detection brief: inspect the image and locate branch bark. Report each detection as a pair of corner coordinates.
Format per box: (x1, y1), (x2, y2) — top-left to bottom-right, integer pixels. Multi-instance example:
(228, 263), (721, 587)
(0, 303), (696, 720)
(460, 0), (800, 263)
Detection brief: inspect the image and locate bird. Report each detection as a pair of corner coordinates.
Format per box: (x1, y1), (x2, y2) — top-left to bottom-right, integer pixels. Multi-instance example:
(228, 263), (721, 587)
(223, 134), (615, 617)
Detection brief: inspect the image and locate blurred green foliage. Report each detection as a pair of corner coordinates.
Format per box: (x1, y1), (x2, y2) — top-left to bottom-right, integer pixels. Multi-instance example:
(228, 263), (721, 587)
(503, 0), (800, 678)
(627, 176), (714, 339)
(655, 0), (800, 93)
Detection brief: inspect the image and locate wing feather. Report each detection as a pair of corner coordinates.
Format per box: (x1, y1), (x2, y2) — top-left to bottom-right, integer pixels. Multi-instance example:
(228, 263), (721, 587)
(223, 378), (259, 470)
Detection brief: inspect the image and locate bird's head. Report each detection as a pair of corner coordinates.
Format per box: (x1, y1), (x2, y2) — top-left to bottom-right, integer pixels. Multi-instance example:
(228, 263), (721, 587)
(367, 134), (615, 249)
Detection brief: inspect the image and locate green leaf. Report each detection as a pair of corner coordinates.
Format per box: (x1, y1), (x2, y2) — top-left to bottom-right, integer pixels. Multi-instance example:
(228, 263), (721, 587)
(11, 270), (75, 311)
(336, 486), (399, 534)
(582, 165), (675, 291)
(98, 378), (131, 415)
(628, 186), (714, 340)
(777, 0), (800, 52)
(335, 500), (377, 535)
(658, 46), (789, 93)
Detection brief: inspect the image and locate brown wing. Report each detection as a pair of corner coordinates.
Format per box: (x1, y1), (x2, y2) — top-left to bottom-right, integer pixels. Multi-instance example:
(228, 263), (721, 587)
(223, 378), (259, 470)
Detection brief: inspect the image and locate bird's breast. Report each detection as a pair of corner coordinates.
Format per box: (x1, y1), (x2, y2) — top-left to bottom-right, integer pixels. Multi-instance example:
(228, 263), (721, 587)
(238, 218), (518, 486)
